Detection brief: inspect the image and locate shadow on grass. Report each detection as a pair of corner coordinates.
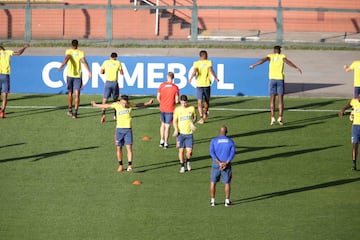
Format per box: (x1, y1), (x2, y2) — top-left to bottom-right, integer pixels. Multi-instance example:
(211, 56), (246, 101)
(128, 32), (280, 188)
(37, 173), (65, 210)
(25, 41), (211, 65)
(232, 145), (341, 166)
(0, 146), (99, 163)
(232, 177), (360, 205)
(6, 108), (61, 118)
(0, 142), (26, 149)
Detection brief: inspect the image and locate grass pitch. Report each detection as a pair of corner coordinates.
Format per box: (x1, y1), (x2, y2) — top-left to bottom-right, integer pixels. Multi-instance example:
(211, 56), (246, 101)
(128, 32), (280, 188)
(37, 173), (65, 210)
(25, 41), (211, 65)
(0, 94), (359, 240)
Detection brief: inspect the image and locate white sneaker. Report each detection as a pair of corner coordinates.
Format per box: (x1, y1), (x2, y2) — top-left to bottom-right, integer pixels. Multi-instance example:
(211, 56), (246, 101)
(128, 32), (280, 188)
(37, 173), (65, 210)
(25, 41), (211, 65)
(179, 166), (185, 173)
(127, 166), (133, 172)
(277, 117), (283, 125)
(210, 201), (215, 207)
(163, 143), (169, 149)
(270, 117), (276, 126)
(187, 161), (192, 171)
(225, 200), (232, 207)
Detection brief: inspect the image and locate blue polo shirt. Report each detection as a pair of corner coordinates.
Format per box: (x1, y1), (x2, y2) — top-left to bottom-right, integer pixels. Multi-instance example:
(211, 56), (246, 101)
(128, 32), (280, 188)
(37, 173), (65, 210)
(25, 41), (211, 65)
(210, 135), (236, 165)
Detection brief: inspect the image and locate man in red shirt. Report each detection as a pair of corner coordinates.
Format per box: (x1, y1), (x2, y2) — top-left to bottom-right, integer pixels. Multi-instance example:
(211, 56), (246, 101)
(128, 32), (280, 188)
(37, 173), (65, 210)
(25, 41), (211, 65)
(157, 72), (179, 149)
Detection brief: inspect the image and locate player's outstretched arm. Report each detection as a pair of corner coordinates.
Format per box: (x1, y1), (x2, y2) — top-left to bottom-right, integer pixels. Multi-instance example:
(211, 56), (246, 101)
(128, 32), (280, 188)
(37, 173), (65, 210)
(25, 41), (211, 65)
(13, 44), (29, 56)
(135, 98), (154, 108)
(285, 58), (302, 74)
(91, 101), (112, 109)
(249, 57), (269, 69)
(339, 103), (352, 117)
(344, 65), (353, 72)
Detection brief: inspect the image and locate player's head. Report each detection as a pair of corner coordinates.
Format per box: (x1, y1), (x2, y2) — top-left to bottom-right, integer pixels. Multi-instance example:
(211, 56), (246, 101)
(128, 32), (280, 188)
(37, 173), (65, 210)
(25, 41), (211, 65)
(274, 45), (281, 53)
(71, 39), (79, 48)
(121, 94), (129, 101)
(199, 50), (208, 59)
(167, 72), (174, 82)
(219, 125), (228, 136)
(0, 46), (4, 50)
(110, 52), (118, 59)
(180, 95), (188, 106)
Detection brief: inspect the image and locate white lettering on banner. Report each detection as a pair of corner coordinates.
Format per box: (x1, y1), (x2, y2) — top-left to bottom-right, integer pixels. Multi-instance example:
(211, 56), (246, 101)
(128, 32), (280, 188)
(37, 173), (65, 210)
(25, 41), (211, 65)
(42, 61), (63, 88)
(168, 63), (187, 89)
(147, 63), (165, 89)
(216, 64), (233, 90)
(119, 63), (144, 88)
(42, 61), (230, 91)
(91, 62), (102, 88)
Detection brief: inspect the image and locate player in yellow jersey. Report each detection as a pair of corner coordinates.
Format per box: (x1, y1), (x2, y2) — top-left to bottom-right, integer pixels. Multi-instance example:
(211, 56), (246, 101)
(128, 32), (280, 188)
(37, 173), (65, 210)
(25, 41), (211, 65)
(344, 60), (360, 97)
(339, 93), (360, 171)
(173, 95), (197, 173)
(0, 44), (29, 118)
(58, 40), (92, 119)
(99, 52), (124, 123)
(189, 50), (220, 124)
(91, 95), (154, 172)
(250, 46), (302, 125)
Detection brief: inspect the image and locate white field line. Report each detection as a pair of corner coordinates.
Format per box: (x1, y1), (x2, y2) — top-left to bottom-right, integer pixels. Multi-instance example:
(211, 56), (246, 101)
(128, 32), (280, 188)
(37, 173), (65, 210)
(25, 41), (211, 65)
(7, 105), (341, 112)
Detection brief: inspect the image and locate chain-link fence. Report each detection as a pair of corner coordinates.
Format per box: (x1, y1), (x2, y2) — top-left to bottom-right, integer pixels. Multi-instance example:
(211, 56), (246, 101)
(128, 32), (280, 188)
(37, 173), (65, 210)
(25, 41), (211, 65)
(1, 0), (359, 47)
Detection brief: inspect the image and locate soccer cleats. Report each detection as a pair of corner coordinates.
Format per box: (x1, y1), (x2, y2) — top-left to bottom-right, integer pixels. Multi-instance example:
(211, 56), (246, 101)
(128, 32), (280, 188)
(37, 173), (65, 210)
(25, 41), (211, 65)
(179, 166), (185, 173)
(101, 115), (106, 123)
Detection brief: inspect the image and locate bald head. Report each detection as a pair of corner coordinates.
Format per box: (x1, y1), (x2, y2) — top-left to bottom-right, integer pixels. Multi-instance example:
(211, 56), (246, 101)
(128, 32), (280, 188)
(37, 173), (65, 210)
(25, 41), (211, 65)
(219, 125), (228, 136)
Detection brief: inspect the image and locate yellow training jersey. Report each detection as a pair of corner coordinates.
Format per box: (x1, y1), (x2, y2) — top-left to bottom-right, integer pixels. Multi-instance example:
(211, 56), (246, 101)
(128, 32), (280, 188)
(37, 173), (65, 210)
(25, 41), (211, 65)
(350, 99), (360, 125)
(101, 59), (122, 81)
(193, 59), (212, 87)
(65, 49), (85, 78)
(174, 105), (196, 134)
(349, 60), (360, 87)
(111, 101), (135, 128)
(268, 53), (286, 80)
(0, 50), (14, 74)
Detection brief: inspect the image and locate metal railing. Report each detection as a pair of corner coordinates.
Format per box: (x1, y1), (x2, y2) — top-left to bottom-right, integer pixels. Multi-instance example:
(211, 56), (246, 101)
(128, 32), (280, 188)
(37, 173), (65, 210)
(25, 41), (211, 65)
(0, 0), (359, 45)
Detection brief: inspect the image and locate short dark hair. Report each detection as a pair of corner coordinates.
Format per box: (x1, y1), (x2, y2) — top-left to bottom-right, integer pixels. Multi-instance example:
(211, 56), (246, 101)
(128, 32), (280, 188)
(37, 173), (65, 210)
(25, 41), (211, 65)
(199, 50), (207, 58)
(274, 45), (282, 52)
(110, 52), (118, 58)
(121, 94), (129, 101)
(180, 95), (188, 101)
(71, 39), (79, 47)
(0, 46), (4, 50)
(167, 72), (174, 79)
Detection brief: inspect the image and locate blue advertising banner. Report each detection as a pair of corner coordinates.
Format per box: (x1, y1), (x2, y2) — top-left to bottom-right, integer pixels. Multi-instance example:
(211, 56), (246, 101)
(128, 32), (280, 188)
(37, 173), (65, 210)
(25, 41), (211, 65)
(10, 56), (269, 96)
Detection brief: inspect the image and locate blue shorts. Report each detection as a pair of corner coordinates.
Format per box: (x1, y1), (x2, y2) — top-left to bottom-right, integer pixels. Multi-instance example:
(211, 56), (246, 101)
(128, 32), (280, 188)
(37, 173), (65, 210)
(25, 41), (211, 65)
(354, 87), (360, 98)
(269, 79), (284, 95)
(0, 74), (10, 93)
(103, 81), (119, 100)
(115, 128), (133, 147)
(196, 87), (211, 102)
(160, 112), (173, 124)
(177, 133), (193, 148)
(352, 125), (360, 144)
(210, 164), (232, 184)
(67, 77), (82, 92)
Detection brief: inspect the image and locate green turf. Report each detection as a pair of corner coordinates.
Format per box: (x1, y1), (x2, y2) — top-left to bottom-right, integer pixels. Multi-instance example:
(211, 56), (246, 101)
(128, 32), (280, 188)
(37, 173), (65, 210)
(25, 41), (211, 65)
(0, 94), (359, 240)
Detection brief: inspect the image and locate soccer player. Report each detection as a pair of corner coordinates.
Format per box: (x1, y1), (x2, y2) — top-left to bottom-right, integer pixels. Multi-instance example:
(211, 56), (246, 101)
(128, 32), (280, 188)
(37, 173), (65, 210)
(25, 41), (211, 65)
(209, 125), (236, 207)
(91, 95), (154, 172)
(99, 52), (124, 123)
(344, 60), (360, 97)
(339, 93), (360, 171)
(249, 45), (302, 125)
(189, 50), (220, 124)
(172, 95), (197, 173)
(58, 39), (92, 119)
(0, 44), (29, 118)
(157, 72), (179, 149)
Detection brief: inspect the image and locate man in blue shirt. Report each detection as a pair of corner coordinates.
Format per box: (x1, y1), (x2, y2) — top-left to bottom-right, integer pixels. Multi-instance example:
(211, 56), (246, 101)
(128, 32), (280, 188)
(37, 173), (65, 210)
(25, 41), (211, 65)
(210, 125), (236, 207)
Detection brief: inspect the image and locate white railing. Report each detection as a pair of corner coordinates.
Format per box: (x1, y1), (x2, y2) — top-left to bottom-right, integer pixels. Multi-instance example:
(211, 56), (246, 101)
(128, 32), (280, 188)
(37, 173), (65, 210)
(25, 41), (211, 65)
(134, 0), (159, 36)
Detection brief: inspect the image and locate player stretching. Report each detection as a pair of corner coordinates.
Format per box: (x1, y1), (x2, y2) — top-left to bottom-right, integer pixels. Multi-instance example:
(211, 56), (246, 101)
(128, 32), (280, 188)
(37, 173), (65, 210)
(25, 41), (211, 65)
(173, 95), (197, 173)
(99, 52), (124, 123)
(339, 93), (360, 171)
(58, 39), (92, 119)
(0, 44), (29, 118)
(250, 46), (302, 125)
(344, 60), (360, 97)
(189, 50), (219, 124)
(157, 72), (179, 149)
(91, 95), (154, 172)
